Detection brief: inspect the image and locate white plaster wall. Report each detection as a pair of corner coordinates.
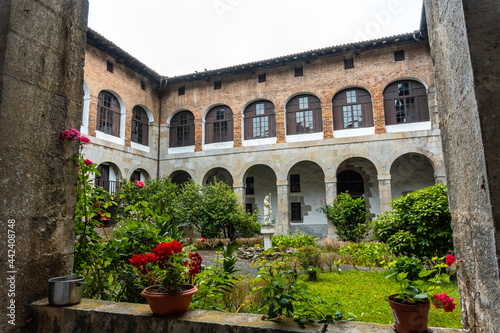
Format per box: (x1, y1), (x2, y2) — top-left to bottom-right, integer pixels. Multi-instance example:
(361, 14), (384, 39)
(245, 166), (277, 224)
(289, 162), (326, 225)
(390, 153), (435, 198)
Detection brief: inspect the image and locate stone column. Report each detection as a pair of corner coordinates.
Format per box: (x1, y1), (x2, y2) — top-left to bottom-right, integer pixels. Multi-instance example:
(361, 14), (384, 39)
(276, 180), (290, 235)
(434, 170), (447, 184)
(426, 1), (500, 331)
(0, 1), (89, 332)
(324, 178), (338, 238)
(378, 174), (392, 213)
(233, 183), (245, 206)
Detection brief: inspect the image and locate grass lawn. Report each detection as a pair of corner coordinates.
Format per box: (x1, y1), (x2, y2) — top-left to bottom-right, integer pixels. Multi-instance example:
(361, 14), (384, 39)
(305, 270), (461, 329)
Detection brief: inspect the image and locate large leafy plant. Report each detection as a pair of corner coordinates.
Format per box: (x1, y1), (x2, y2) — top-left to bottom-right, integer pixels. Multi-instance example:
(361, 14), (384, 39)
(318, 192), (371, 242)
(386, 254), (460, 312)
(372, 183), (452, 259)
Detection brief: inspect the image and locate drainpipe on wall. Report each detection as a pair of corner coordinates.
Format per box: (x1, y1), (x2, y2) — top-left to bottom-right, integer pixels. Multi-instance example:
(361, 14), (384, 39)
(157, 78), (167, 179)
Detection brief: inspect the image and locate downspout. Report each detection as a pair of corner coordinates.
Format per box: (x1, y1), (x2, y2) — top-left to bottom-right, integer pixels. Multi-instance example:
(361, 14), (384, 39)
(157, 78), (167, 179)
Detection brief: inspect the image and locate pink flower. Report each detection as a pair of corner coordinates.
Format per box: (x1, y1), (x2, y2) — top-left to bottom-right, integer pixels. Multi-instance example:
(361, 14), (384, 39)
(433, 293), (456, 312)
(84, 159), (93, 166)
(80, 136), (91, 145)
(61, 130), (71, 139)
(445, 254), (456, 267)
(135, 180), (145, 188)
(70, 129), (80, 139)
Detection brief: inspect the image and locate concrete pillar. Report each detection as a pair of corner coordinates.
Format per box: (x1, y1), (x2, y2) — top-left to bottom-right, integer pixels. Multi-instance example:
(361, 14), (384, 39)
(276, 180), (290, 235)
(425, 1), (500, 331)
(435, 170), (446, 184)
(233, 185), (245, 206)
(324, 178), (338, 238)
(0, 1), (89, 332)
(378, 174), (392, 213)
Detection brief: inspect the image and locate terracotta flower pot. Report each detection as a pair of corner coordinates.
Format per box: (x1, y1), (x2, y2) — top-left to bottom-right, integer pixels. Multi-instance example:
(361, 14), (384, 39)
(141, 284), (198, 316)
(388, 295), (430, 333)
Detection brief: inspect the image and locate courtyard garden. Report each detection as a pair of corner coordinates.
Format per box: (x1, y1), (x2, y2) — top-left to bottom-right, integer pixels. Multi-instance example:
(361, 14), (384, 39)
(71, 134), (460, 329)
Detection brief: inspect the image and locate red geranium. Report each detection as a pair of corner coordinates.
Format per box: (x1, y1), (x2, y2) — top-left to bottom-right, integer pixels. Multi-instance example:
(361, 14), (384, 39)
(445, 254), (456, 267)
(130, 241), (202, 295)
(432, 293), (456, 312)
(84, 159), (93, 166)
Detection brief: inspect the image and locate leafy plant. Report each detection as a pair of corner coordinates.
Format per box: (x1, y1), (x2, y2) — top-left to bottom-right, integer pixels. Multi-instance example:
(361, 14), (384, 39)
(338, 242), (390, 269)
(386, 254), (460, 309)
(372, 184), (453, 259)
(271, 230), (317, 248)
(318, 192), (371, 242)
(251, 252), (345, 328)
(176, 180), (261, 241)
(296, 245), (323, 281)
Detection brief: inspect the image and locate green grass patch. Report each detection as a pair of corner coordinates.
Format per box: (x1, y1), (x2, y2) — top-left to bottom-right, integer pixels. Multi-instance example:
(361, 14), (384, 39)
(305, 270), (461, 329)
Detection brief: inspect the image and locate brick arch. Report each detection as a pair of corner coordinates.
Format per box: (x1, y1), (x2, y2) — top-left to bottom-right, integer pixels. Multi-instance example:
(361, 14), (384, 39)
(328, 79), (373, 99)
(382, 76), (430, 92)
(167, 109), (195, 124)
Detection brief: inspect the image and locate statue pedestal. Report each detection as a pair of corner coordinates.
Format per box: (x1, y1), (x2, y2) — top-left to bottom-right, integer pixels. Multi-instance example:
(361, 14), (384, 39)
(260, 225), (276, 250)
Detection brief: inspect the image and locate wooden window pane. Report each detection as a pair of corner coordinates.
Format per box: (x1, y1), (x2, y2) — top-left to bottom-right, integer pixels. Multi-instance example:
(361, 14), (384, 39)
(394, 50), (405, 61)
(258, 73), (266, 83)
(295, 67), (303, 77)
(344, 58), (354, 69)
(178, 86), (185, 96)
(214, 80), (222, 90)
(170, 111), (195, 147)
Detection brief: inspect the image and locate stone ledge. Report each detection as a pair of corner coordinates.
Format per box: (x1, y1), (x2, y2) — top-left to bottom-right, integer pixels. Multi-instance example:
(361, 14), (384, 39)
(31, 298), (462, 333)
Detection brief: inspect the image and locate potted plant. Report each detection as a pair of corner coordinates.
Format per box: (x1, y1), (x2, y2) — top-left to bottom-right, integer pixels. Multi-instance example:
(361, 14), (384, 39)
(130, 240), (202, 316)
(386, 254), (460, 333)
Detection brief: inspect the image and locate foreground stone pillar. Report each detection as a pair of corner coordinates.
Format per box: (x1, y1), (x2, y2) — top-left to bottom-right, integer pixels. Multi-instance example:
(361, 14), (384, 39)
(0, 1), (88, 332)
(378, 174), (392, 213)
(324, 178), (337, 238)
(425, 1), (500, 332)
(233, 184), (245, 206)
(276, 180), (290, 235)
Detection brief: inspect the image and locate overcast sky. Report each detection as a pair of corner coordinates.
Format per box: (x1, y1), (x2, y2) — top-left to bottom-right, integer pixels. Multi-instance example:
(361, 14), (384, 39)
(88, 0), (424, 77)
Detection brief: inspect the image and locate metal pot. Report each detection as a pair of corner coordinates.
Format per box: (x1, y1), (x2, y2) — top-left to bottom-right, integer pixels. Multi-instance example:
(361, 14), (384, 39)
(48, 276), (86, 306)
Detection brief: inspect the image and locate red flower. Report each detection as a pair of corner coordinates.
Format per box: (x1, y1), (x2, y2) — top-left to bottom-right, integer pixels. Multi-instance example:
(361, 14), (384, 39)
(153, 242), (173, 260)
(84, 159), (93, 166)
(80, 136), (91, 145)
(171, 240), (183, 254)
(143, 253), (157, 263)
(201, 238), (206, 243)
(433, 293), (456, 312)
(135, 180), (145, 188)
(61, 130), (71, 139)
(445, 254), (456, 267)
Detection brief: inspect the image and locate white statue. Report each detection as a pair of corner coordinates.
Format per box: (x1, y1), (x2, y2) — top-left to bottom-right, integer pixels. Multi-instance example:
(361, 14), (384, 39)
(263, 193), (272, 225)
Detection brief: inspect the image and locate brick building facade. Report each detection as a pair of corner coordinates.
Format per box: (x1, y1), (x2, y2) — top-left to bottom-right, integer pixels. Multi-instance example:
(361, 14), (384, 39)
(82, 26), (445, 237)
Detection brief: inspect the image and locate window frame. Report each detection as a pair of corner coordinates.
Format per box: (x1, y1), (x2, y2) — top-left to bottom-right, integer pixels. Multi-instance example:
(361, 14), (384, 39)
(290, 174), (301, 193)
(290, 202), (302, 222)
(243, 100), (276, 140)
(131, 106), (149, 146)
(169, 110), (195, 147)
(96, 91), (121, 137)
(285, 94), (323, 135)
(205, 105), (233, 144)
(344, 58), (354, 69)
(332, 88), (374, 130)
(383, 80), (429, 125)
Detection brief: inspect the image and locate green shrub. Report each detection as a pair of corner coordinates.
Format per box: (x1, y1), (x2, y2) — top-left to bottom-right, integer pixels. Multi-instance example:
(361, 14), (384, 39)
(297, 245), (323, 281)
(176, 180), (261, 241)
(372, 183), (453, 259)
(338, 242), (390, 269)
(271, 230), (318, 248)
(388, 256), (424, 281)
(318, 192), (371, 242)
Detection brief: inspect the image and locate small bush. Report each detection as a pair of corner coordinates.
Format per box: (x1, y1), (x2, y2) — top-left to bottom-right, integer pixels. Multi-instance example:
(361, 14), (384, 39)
(372, 183), (452, 259)
(388, 256), (423, 281)
(338, 242), (391, 269)
(271, 230), (317, 248)
(297, 245), (323, 281)
(318, 192), (371, 242)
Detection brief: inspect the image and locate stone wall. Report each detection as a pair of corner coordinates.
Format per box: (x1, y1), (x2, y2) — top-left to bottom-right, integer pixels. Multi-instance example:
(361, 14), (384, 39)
(31, 298), (462, 333)
(424, 1), (500, 332)
(0, 1), (88, 332)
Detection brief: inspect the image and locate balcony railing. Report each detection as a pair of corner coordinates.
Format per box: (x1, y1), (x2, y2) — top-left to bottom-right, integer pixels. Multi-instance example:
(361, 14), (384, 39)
(94, 179), (121, 194)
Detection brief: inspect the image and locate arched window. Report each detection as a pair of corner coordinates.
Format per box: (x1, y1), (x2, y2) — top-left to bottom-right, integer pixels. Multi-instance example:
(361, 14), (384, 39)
(337, 170), (364, 197)
(383, 80), (429, 125)
(131, 106), (149, 145)
(205, 105), (233, 144)
(97, 91), (121, 136)
(243, 101), (276, 139)
(170, 111), (195, 147)
(285, 95), (322, 135)
(332, 88), (374, 130)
